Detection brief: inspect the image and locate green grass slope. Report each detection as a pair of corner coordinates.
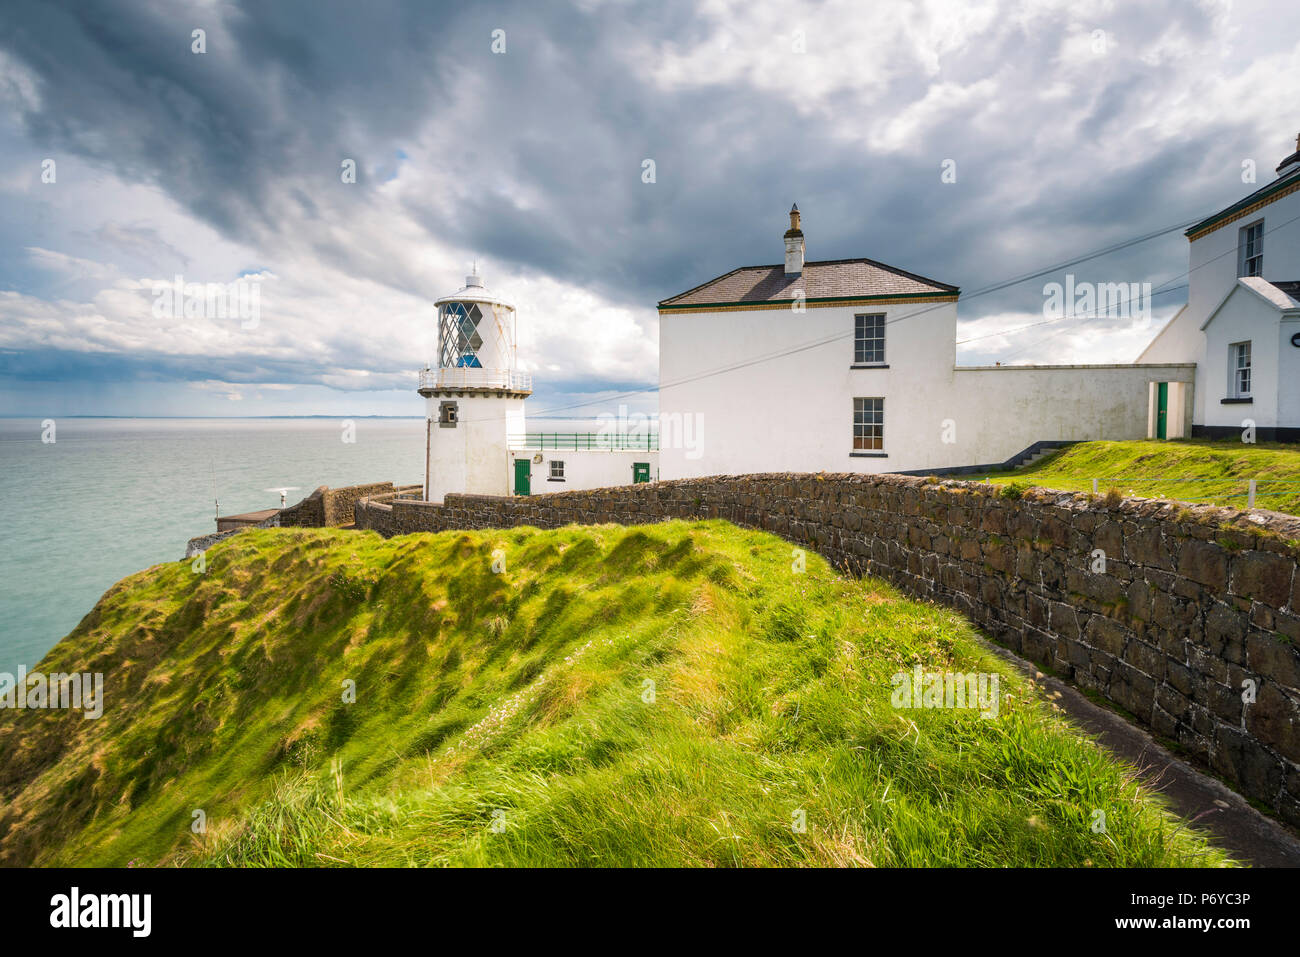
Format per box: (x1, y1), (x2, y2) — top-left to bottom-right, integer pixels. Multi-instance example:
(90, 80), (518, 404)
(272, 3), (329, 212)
(986, 439), (1300, 515)
(0, 522), (1233, 867)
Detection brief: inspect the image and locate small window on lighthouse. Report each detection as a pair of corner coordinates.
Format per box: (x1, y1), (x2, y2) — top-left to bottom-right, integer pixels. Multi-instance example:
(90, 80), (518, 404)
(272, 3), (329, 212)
(549, 460), (565, 480)
(439, 401), (459, 427)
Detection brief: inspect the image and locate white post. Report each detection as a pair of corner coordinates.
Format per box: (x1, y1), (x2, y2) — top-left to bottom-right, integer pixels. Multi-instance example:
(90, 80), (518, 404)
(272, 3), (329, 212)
(425, 416), (433, 502)
(1092, 478), (1098, 495)
(1248, 478), (1257, 508)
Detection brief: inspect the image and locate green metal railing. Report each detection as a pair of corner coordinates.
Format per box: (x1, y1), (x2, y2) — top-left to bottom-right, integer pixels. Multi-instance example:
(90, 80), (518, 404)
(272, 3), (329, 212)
(511, 432), (659, 451)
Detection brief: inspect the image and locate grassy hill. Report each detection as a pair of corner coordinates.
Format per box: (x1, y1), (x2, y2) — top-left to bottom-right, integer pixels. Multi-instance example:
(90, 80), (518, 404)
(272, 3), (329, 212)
(985, 439), (1300, 515)
(0, 522), (1234, 867)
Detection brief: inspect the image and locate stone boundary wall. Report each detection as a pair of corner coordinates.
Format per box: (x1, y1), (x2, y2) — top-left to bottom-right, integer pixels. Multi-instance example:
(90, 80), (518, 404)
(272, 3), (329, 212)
(185, 511), (280, 558)
(186, 482), (415, 556)
(355, 473), (1300, 824)
(279, 482), (398, 528)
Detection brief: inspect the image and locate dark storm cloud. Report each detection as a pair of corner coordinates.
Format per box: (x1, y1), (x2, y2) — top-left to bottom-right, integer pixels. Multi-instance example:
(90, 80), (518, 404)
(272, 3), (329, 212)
(1, 0), (1296, 405)
(3, 0), (495, 295)
(0, 345), (327, 387)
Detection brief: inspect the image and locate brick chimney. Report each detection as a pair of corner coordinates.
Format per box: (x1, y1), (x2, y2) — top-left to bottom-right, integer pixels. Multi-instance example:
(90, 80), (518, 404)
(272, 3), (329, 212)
(784, 203), (804, 275)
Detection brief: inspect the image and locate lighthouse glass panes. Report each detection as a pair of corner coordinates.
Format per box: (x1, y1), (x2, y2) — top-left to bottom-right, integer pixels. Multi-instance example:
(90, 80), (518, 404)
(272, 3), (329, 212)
(439, 301), (485, 368)
(436, 296), (516, 374)
(853, 397), (883, 450)
(854, 314), (885, 364)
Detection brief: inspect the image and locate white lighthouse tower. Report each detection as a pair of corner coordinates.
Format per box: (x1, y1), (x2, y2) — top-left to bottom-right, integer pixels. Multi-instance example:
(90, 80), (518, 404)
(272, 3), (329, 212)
(419, 268), (531, 502)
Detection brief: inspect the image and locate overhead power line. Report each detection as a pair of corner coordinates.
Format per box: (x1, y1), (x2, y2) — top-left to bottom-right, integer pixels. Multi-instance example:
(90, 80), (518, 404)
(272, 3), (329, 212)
(454, 202), (1300, 423)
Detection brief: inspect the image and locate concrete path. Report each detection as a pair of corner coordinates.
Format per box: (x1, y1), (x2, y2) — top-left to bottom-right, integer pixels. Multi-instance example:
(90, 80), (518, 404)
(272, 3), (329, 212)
(982, 639), (1300, 868)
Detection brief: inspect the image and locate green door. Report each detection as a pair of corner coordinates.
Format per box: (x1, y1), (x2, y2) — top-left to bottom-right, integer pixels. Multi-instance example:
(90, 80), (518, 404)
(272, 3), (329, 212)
(632, 463), (651, 484)
(1156, 382), (1168, 440)
(514, 459), (531, 495)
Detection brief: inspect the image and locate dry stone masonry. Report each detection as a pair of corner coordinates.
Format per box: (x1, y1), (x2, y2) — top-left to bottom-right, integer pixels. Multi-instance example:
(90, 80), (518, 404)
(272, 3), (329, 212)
(355, 473), (1300, 825)
(279, 482), (399, 528)
(185, 482), (407, 558)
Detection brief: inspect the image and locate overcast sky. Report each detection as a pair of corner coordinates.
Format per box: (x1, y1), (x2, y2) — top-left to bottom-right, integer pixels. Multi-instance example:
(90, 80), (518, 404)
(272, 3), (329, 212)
(1, 0), (1298, 417)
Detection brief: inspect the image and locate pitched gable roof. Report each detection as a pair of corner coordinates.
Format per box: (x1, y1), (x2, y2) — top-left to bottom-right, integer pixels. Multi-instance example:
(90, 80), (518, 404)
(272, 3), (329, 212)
(1199, 277), (1300, 331)
(659, 257), (959, 312)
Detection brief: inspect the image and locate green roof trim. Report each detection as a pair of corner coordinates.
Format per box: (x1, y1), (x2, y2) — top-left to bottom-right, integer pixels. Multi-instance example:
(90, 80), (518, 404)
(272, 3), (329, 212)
(1185, 171), (1300, 240)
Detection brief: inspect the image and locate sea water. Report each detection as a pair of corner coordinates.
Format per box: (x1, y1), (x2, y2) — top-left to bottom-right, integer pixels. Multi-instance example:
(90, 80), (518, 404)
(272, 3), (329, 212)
(0, 417), (437, 674)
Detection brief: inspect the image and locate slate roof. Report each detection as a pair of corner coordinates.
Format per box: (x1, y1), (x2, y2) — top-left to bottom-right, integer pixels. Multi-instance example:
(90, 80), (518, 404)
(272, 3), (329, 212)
(659, 257), (959, 310)
(1267, 280), (1300, 302)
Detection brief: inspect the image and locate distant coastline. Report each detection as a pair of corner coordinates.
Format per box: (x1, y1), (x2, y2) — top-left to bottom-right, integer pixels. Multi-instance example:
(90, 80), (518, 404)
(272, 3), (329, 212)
(0, 414), (427, 419)
(0, 414), (604, 420)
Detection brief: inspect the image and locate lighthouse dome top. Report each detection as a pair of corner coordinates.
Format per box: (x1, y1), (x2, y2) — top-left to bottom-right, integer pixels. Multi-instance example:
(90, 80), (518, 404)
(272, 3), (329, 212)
(434, 268), (515, 310)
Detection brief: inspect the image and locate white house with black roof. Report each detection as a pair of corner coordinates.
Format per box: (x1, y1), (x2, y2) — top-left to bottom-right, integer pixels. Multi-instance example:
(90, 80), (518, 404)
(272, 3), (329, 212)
(1139, 136), (1300, 442)
(657, 205), (1195, 479)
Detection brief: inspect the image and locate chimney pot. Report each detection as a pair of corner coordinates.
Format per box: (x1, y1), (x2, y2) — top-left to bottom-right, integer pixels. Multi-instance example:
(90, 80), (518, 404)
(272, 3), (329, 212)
(784, 204), (805, 275)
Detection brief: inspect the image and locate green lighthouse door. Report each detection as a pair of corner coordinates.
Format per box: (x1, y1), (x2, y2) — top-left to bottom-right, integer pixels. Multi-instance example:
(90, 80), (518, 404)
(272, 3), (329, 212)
(514, 459), (531, 495)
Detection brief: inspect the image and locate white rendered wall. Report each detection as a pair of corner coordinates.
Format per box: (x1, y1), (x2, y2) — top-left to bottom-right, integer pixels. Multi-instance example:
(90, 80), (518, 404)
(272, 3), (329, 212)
(1140, 177), (1300, 425)
(659, 299), (1195, 476)
(1279, 316), (1300, 427)
(1172, 380), (1190, 437)
(509, 449), (660, 493)
(1185, 184), (1300, 346)
(1138, 305), (1201, 363)
(1199, 290), (1283, 429)
(659, 300), (958, 478)
(425, 393), (526, 503)
(944, 365), (1194, 466)
(1146, 381), (1190, 438)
